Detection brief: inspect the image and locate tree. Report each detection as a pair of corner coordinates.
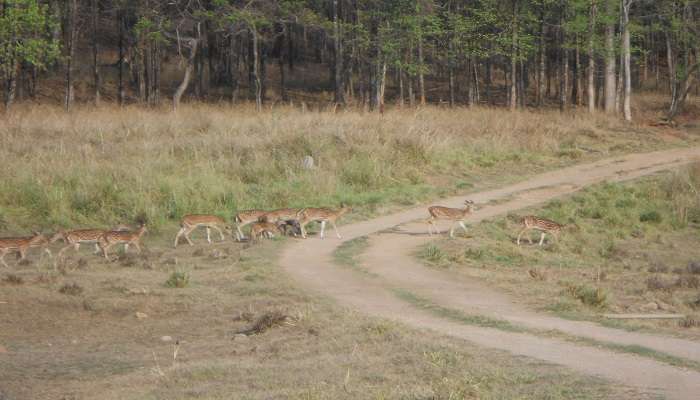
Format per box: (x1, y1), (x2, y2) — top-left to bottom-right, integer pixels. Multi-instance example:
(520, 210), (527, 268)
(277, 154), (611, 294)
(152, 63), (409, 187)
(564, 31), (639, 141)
(603, 0), (616, 113)
(0, 0), (60, 110)
(621, 0), (633, 121)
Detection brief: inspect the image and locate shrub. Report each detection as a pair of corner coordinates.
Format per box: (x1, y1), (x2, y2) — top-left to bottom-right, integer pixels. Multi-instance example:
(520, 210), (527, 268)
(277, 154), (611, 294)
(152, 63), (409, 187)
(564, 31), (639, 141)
(678, 317), (699, 329)
(688, 261), (700, 275)
(3, 274), (24, 285)
(165, 271), (190, 288)
(566, 284), (607, 308)
(646, 275), (673, 292)
(639, 210), (662, 223)
(675, 275), (700, 289)
(59, 283), (84, 296)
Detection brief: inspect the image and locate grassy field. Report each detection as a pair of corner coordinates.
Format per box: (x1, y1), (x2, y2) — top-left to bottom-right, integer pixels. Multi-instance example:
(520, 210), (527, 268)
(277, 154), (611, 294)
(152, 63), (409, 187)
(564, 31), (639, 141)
(0, 98), (697, 399)
(418, 163), (700, 337)
(0, 100), (693, 234)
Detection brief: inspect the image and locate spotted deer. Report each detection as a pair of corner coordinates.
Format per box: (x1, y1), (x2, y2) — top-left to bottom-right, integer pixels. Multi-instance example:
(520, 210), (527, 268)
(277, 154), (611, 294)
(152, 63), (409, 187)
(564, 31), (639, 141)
(0, 232), (51, 268)
(426, 200), (475, 238)
(51, 225), (131, 258)
(99, 225), (147, 259)
(174, 215), (231, 247)
(249, 221), (282, 241)
(297, 204), (351, 239)
(233, 210), (268, 241)
(516, 216), (563, 246)
(260, 208), (303, 224)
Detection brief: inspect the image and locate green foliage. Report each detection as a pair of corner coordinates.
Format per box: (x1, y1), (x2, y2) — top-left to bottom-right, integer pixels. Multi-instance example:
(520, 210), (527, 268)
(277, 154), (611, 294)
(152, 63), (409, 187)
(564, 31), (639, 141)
(0, 0), (60, 70)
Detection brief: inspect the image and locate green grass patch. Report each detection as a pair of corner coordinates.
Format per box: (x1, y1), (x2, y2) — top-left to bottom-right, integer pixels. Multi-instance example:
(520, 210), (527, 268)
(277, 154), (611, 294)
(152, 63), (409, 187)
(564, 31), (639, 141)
(394, 289), (527, 333)
(332, 236), (375, 275)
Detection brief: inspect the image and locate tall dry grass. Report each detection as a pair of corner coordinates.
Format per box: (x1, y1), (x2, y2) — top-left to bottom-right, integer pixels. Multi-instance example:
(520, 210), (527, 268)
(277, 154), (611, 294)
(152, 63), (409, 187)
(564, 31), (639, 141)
(0, 103), (674, 231)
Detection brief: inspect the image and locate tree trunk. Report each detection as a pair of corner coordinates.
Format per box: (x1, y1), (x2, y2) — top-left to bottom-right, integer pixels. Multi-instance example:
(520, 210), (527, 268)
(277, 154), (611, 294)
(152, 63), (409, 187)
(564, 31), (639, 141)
(173, 36), (199, 110)
(622, 0), (633, 121)
(604, 0), (616, 113)
(575, 40), (583, 106)
(418, 38), (426, 105)
(252, 28), (262, 111)
(118, 9), (125, 106)
(510, 0), (518, 110)
(537, 7), (546, 106)
(588, 0), (597, 113)
(333, 0), (344, 104)
(92, 0), (101, 106)
(64, 0), (77, 110)
(4, 61), (18, 110)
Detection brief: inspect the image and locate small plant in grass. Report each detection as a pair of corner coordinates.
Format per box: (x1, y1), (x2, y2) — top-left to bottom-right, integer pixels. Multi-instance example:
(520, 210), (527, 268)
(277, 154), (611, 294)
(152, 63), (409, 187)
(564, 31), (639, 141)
(565, 284), (607, 308)
(3, 274), (24, 285)
(423, 245), (447, 265)
(678, 317), (699, 329)
(688, 261), (700, 275)
(639, 210), (662, 223)
(59, 283), (84, 296)
(165, 271), (190, 288)
(646, 275), (673, 292)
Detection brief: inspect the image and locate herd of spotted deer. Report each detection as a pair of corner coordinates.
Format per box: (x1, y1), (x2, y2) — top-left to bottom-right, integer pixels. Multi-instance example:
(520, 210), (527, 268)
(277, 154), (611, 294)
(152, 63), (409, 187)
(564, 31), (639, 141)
(0, 199), (563, 268)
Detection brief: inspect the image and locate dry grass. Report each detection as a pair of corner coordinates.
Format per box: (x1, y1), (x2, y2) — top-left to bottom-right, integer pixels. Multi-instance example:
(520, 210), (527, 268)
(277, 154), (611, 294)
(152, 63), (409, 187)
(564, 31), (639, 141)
(0, 101), (683, 234)
(0, 237), (623, 400)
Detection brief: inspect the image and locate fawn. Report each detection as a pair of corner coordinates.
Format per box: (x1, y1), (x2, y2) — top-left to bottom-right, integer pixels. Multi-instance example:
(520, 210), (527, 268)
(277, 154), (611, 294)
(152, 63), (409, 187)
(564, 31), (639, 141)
(249, 221), (282, 241)
(426, 200), (475, 238)
(233, 210), (268, 241)
(0, 232), (51, 268)
(99, 225), (147, 259)
(516, 216), (563, 246)
(297, 204), (351, 239)
(174, 215), (231, 247)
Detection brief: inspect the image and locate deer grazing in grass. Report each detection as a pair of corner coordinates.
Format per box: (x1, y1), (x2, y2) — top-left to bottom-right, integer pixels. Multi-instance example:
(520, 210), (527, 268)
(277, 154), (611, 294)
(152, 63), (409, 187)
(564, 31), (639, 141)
(233, 210), (268, 241)
(99, 225), (147, 259)
(174, 215), (232, 247)
(0, 232), (51, 268)
(516, 216), (563, 246)
(426, 200), (475, 238)
(297, 204), (351, 239)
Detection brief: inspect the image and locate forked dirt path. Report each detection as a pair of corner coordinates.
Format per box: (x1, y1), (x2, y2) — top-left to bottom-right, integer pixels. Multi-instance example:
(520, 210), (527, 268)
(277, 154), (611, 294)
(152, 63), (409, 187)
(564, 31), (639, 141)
(280, 147), (700, 399)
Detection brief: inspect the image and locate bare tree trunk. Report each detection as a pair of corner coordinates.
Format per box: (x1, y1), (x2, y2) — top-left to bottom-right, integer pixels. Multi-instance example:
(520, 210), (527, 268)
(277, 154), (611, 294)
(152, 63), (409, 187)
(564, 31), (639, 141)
(510, 0), (518, 110)
(418, 38), (426, 105)
(604, 0), (616, 113)
(4, 62), (18, 110)
(173, 34), (199, 110)
(588, 0), (597, 113)
(118, 9), (125, 106)
(64, 0), (77, 110)
(575, 40), (583, 106)
(333, 0), (344, 104)
(398, 67), (404, 107)
(559, 4), (568, 112)
(92, 0), (100, 106)
(537, 6), (546, 106)
(560, 48), (569, 111)
(622, 0), (633, 121)
(252, 28), (262, 111)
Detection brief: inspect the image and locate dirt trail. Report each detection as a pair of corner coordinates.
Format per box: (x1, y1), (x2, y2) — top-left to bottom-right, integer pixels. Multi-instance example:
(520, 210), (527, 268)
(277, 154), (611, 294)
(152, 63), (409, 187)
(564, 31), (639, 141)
(280, 147), (700, 400)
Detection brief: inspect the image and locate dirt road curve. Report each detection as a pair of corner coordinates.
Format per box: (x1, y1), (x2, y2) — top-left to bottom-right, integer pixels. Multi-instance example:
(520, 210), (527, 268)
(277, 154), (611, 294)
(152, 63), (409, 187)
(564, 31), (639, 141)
(280, 147), (700, 400)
